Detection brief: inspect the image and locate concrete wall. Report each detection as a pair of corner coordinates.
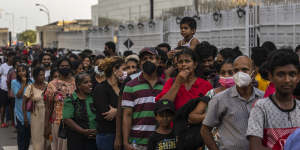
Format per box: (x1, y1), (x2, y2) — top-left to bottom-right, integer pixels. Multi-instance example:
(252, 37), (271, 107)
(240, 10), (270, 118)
(91, 4), (99, 26)
(57, 31), (86, 50)
(97, 0), (193, 22)
(0, 32), (8, 47)
(57, 3), (300, 55)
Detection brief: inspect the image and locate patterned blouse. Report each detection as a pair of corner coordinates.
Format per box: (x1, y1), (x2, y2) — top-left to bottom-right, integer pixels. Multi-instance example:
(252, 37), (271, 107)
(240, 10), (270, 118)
(45, 78), (76, 124)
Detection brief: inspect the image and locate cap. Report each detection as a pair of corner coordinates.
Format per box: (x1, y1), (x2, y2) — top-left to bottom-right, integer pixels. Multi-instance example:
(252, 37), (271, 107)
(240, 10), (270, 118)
(155, 99), (175, 114)
(139, 47), (158, 57)
(125, 54), (140, 63)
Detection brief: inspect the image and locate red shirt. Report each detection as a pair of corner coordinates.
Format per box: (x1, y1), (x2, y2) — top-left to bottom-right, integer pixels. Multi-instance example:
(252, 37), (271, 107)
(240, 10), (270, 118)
(264, 82), (275, 98)
(156, 77), (212, 110)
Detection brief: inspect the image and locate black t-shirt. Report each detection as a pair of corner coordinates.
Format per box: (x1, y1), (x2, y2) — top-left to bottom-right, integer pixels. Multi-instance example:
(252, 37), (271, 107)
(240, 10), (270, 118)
(147, 130), (177, 150)
(93, 80), (119, 133)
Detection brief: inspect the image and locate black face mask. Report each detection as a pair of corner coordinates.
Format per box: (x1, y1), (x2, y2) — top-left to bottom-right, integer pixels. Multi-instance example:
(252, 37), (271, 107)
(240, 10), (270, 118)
(59, 68), (71, 76)
(143, 61), (157, 75)
(43, 63), (51, 68)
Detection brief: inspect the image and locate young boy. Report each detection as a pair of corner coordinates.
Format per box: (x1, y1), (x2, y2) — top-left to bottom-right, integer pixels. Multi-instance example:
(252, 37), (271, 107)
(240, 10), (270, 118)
(247, 49), (300, 150)
(147, 99), (176, 150)
(177, 17), (200, 50)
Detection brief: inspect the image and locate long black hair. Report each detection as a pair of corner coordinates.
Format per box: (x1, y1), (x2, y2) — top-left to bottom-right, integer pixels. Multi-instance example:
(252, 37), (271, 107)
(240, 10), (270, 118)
(175, 47), (202, 77)
(16, 64), (31, 84)
(32, 66), (45, 82)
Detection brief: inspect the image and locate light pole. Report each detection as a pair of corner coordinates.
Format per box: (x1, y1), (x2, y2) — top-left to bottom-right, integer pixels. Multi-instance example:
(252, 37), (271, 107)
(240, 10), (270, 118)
(20, 16), (28, 31)
(35, 3), (50, 24)
(5, 12), (14, 38)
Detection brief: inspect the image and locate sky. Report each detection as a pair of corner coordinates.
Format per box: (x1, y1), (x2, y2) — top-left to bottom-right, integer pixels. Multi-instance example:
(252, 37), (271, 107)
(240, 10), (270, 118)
(0, 0), (97, 35)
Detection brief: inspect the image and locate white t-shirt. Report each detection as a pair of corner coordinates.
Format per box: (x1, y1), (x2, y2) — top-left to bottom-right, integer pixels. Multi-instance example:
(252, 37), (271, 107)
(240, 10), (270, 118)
(0, 63), (13, 91)
(45, 69), (50, 81)
(247, 96), (300, 149)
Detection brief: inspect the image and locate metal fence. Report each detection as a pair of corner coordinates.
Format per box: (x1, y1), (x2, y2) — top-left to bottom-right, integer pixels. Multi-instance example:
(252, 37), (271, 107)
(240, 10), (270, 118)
(56, 3), (300, 55)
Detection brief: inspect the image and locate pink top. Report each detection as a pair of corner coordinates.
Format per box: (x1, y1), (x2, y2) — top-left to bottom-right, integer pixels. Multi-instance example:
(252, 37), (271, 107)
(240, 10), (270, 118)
(264, 83), (275, 98)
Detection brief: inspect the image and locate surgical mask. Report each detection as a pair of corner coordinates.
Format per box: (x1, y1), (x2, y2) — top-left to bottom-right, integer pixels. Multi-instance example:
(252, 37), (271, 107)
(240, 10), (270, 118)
(94, 66), (104, 76)
(233, 71), (253, 87)
(219, 76), (235, 88)
(118, 71), (128, 81)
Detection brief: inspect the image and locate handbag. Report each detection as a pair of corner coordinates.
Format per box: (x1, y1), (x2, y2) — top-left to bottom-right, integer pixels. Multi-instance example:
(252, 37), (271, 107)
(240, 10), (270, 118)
(58, 120), (67, 139)
(174, 97), (210, 150)
(26, 85), (34, 112)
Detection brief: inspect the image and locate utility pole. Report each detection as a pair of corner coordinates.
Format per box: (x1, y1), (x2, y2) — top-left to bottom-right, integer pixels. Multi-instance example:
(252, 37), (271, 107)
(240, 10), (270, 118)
(35, 3), (50, 24)
(20, 16), (28, 31)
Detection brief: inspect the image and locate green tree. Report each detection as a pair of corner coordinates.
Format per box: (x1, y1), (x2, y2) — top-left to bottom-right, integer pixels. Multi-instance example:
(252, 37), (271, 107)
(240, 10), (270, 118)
(18, 30), (36, 45)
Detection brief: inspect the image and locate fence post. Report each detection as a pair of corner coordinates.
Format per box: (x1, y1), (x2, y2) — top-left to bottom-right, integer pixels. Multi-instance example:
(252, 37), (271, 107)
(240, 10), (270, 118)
(245, 5), (250, 56)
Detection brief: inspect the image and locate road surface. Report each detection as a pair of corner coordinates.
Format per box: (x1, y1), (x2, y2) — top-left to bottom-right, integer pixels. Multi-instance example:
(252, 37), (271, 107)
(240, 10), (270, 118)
(0, 127), (32, 150)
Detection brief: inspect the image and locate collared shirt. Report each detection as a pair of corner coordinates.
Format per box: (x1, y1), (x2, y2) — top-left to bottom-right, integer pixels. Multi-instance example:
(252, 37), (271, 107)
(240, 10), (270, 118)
(122, 73), (164, 146)
(203, 86), (264, 150)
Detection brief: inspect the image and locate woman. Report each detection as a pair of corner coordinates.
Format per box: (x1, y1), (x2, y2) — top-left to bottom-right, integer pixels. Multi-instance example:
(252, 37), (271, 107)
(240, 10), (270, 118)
(205, 59), (235, 98)
(156, 47), (212, 110)
(71, 61), (84, 76)
(93, 56), (127, 150)
(92, 55), (106, 88)
(11, 64), (32, 150)
(203, 59), (235, 150)
(63, 73), (97, 150)
(82, 55), (92, 73)
(23, 67), (47, 150)
(49, 68), (60, 82)
(125, 54), (139, 76)
(45, 58), (76, 150)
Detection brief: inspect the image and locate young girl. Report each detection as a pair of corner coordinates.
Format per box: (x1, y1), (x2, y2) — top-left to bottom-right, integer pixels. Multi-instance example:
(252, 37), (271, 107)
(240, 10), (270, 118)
(177, 17), (200, 50)
(23, 67), (48, 150)
(12, 64), (32, 150)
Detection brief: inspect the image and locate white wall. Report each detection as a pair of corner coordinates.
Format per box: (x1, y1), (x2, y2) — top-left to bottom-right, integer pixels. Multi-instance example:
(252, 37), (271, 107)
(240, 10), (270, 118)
(91, 4), (99, 26)
(97, 0), (193, 22)
(57, 31), (86, 50)
(58, 3), (300, 55)
(88, 29), (113, 51)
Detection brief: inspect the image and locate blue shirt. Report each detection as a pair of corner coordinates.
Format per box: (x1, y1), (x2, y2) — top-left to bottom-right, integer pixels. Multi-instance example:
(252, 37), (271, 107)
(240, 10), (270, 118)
(11, 79), (31, 125)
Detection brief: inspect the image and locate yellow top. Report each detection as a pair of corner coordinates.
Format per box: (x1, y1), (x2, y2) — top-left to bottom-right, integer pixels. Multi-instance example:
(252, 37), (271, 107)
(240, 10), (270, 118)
(255, 73), (270, 92)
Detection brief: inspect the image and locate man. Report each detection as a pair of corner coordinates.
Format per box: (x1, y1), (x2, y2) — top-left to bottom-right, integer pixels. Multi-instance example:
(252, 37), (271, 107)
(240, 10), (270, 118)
(40, 53), (52, 81)
(156, 43), (171, 53)
(247, 49), (300, 150)
(122, 47), (163, 150)
(201, 56), (264, 150)
(195, 43), (219, 87)
(0, 51), (14, 128)
(104, 41), (117, 57)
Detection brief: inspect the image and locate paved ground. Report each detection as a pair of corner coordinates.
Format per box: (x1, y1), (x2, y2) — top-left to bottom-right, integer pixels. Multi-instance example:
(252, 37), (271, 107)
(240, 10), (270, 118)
(0, 127), (32, 150)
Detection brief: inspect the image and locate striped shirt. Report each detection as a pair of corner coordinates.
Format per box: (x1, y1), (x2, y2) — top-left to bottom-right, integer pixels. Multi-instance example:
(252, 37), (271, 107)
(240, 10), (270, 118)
(122, 73), (164, 146)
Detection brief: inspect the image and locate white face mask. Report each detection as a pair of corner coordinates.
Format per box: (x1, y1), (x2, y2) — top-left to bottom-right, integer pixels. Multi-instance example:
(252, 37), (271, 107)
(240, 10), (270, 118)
(118, 71), (128, 81)
(233, 71), (253, 87)
(94, 66), (104, 76)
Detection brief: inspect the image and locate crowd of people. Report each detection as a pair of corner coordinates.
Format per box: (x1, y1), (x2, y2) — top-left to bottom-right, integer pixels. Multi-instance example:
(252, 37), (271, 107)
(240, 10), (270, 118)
(0, 17), (299, 150)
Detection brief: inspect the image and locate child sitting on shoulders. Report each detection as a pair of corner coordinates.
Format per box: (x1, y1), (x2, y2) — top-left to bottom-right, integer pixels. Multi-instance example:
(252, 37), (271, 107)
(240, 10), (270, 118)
(177, 17), (200, 50)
